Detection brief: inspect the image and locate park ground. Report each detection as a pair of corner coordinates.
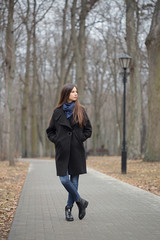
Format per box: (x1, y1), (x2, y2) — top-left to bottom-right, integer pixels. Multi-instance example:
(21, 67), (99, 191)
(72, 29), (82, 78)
(0, 156), (160, 240)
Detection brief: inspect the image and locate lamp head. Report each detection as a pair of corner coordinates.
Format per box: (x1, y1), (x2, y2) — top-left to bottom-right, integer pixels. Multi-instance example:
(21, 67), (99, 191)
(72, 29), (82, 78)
(119, 54), (132, 69)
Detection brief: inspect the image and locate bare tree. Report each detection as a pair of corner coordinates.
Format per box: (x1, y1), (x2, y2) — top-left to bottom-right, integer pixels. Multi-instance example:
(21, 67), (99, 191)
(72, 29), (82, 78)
(86, 37), (110, 153)
(2, 0), (16, 165)
(17, 0), (54, 157)
(125, 0), (142, 159)
(54, 0), (74, 106)
(0, 0), (155, 159)
(19, 0), (32, 157)
(71, 0), (99, 103)
(144, 0), (160, 161)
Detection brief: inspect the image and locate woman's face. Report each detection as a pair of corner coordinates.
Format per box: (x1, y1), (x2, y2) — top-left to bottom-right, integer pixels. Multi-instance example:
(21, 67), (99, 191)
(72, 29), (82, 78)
(68, 87), (78, 103)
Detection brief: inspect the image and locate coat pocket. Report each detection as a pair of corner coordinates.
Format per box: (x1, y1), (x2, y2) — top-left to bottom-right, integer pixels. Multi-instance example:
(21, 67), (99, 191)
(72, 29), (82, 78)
(49, 133), (57, 144)
(74, 128), (86, 143)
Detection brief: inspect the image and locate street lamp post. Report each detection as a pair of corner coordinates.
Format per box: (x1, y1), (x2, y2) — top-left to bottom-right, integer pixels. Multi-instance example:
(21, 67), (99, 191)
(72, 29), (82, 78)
(119, 54), (132, 174)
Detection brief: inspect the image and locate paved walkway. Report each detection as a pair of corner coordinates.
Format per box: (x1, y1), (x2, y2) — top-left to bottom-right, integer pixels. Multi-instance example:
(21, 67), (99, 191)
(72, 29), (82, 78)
(7, 159), (160, 240)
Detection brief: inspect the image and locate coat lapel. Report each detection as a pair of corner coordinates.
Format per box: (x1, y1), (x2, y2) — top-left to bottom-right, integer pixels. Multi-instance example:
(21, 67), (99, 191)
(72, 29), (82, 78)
(55, 107), (72, 129)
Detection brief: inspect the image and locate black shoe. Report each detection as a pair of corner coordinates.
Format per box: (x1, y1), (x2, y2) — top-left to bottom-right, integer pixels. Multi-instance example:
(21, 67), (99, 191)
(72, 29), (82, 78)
(76, 198), (88, 220)
(65, 206), (74, 221)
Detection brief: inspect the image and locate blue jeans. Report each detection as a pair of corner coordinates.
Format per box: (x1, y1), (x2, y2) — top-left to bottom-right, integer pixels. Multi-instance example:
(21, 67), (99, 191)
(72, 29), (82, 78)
(59, 171), (80, 207)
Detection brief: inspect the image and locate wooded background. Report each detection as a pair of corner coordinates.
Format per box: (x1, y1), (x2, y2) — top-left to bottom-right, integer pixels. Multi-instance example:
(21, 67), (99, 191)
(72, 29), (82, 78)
(0, 0), (160, 165)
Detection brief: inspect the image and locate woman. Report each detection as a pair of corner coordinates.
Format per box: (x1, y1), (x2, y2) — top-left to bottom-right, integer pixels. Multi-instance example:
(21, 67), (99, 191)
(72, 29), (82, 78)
(46, 83), (92, 221)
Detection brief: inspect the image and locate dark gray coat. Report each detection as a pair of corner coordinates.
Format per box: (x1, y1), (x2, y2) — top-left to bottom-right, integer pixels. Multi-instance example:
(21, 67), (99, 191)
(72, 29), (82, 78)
(46, 106), (92, 176)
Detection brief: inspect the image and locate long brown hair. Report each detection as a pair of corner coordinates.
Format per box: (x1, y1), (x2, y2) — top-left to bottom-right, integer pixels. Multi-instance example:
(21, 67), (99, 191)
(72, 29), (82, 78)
(56, 83), (87, 127)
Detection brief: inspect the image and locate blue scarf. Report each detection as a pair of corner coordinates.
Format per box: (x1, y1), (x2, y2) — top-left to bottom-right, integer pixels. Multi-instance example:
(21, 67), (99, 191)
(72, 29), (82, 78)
(63, 101), (75, 118)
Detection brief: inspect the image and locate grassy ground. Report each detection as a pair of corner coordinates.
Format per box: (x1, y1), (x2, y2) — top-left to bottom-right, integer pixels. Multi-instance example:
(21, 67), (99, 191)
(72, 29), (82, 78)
(87, 156), (160, 197)
(0, 161), (29, 240)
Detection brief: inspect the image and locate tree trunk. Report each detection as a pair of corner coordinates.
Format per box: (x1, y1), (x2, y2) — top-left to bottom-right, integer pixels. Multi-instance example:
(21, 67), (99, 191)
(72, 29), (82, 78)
(31, 0), (38, 157)
(54, 0), (73, 106)
(21, 29), (31, 158)
(21, 0), (31, 158)
(125, 0), (142, 159)
(108, 39), (121, 155)
(77, 0), (87, 103)
(3, 0), (16, 165)
(144, 0), (160, 161)
(71, 0), (98, 103)
(92, 76), (100, 154)
(71, 0), (84, 102)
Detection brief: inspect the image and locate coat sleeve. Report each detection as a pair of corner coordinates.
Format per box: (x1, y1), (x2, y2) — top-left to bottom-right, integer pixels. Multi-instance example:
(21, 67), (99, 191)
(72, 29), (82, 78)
(82, 111), (92, 141)
(46, 111), (57, 144)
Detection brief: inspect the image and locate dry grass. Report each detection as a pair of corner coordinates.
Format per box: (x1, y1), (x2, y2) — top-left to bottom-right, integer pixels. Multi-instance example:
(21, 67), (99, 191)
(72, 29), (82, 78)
(87, 156), (160, 196)
(0, 161), (29, 240)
